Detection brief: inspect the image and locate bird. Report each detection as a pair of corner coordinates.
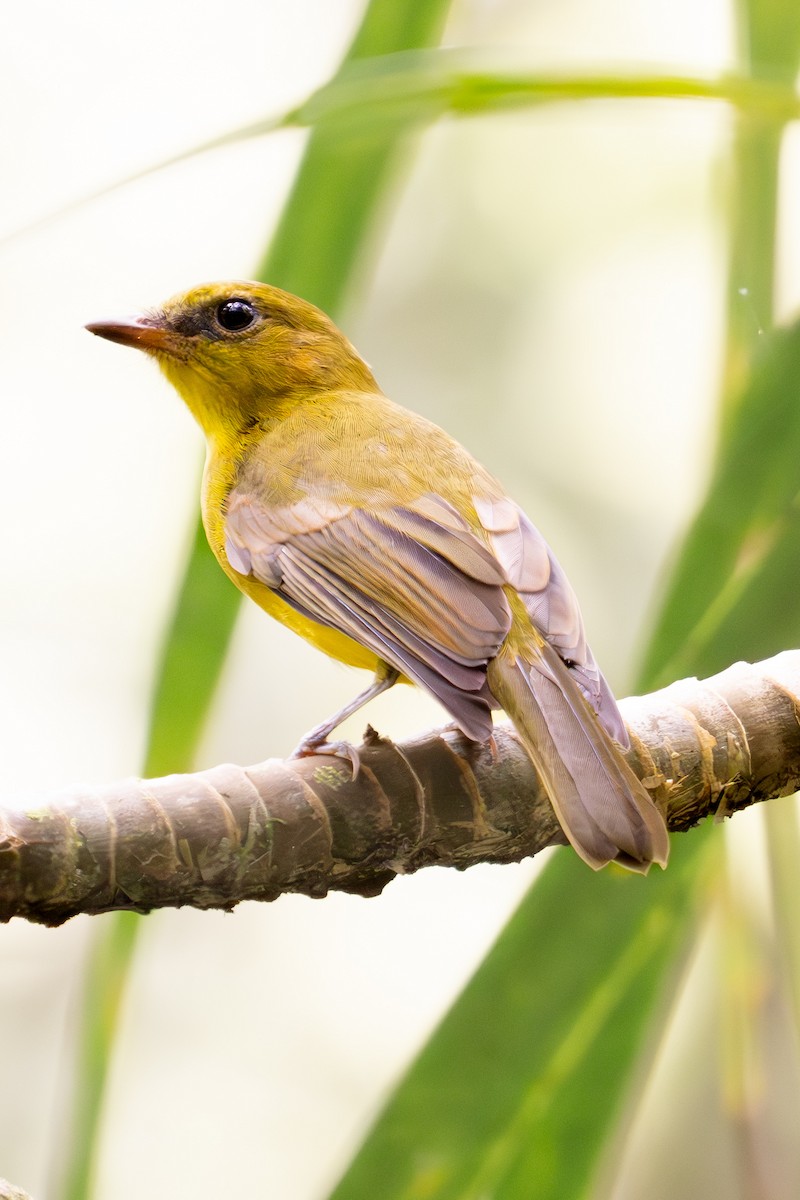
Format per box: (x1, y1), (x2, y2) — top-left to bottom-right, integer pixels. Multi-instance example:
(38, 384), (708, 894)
(86, 280), (669, 873)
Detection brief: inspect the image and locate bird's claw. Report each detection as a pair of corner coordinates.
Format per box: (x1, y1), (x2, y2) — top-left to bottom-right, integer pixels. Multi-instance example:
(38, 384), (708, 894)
(290, 737), (362, 779)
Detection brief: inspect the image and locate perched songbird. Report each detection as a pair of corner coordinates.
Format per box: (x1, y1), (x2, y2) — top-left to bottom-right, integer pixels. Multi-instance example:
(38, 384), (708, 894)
(87, 282), (669, 872)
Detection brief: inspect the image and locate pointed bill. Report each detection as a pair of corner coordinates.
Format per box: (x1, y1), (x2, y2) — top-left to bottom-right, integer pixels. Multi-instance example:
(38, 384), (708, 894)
(85, 315), (173, 354)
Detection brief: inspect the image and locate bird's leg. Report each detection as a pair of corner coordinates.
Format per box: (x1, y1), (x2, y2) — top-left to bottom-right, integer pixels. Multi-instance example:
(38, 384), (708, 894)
(290, 665), (400, 773)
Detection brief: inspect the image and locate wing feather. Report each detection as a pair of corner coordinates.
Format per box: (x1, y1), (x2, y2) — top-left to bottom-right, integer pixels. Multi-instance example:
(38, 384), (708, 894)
(224, 489), (512, 741)
(225, 486), (629, 747)
(475, 495), (627, 745)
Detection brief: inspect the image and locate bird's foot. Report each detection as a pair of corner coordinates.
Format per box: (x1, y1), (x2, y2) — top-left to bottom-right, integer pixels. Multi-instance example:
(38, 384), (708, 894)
(290, 735), (362, 778)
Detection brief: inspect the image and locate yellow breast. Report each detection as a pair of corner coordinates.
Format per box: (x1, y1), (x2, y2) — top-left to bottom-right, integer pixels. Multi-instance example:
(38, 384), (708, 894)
(201, 438), (380, 674)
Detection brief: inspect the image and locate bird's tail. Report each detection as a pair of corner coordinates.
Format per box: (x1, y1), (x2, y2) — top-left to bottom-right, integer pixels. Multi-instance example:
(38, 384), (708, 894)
(487, 646), (669, 873)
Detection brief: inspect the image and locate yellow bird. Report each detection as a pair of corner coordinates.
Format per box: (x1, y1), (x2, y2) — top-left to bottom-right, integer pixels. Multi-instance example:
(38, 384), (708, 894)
(87, 281), (668, 873)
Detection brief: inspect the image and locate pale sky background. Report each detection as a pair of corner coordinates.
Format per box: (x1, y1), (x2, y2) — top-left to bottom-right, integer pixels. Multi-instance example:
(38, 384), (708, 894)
(2, 1), (796, 1198)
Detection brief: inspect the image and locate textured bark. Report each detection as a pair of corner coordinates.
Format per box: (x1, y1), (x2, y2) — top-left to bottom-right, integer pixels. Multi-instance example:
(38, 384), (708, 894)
(1, 653), (799, 926)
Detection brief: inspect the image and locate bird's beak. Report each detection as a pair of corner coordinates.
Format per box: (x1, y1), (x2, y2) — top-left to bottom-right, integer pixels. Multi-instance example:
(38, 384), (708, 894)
(85, 314), (174, 355)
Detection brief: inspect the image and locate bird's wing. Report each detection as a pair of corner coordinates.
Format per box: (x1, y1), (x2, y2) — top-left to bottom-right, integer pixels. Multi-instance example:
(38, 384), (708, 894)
(224, 484), (664, 869)
(224, 490), (513, 741)
(473, 496), (628, 745)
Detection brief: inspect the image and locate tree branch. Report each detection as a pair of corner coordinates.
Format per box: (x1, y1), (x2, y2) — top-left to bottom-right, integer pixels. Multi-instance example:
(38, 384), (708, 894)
(2, 652), (799, 926)
(0, 1179), (33, 1200)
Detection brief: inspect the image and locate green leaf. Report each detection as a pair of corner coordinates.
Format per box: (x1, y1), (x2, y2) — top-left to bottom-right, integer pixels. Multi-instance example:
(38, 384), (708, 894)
(148, 0), (455, 780)
(331, 14), (800, 1200)
(60, 4), (456, 1200)
(640, 318), (800, 689)
(143, 518), (241, 777)
(288, 56), (800, 132)
(330, 838), (706, 1200)
(59, 912), (141, 1200)
(8, 62), (800, 250)
(66, 6), (800, 1200)
(330, 11), (800, 1198)
(740, 0), (800, 79)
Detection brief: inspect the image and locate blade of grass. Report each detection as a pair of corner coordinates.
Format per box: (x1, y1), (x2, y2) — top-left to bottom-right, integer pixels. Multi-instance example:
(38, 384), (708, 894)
(56, 912), (140, 1200)
(740, 0), (800, 79)
(149, 5), (454, 779)
(58, 3), (455, 1199)
(734, 0), (800, 1136)
(6, 60), (800, 249)
(639, 320), (800, 690)
(325, 335), (800, 1200)
(641, 0), (800, 1102)
(643, 0), (800, 688)
(289, 56), (800, 129)
(62, 7), (800, 1200)
(143, 518), (241, 778)
(633, 2), (800, 1184)
(330, 12), (800, 1200)
(329, 839), (708, 1200)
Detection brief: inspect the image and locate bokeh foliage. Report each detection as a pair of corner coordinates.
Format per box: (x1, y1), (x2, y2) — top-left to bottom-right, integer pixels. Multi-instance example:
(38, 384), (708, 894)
(57, 0), (800, 1197)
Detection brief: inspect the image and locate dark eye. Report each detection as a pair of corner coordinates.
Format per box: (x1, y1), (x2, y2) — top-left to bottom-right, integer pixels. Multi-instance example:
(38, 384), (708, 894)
(216, 299), (257, 332)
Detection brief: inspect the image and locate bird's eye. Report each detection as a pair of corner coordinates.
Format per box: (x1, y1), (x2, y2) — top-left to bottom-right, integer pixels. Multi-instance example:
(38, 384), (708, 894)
(216, 299), (257, 332)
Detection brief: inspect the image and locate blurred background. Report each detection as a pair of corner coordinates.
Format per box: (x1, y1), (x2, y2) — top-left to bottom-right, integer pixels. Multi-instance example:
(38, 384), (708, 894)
(2, 0), (800, 1197)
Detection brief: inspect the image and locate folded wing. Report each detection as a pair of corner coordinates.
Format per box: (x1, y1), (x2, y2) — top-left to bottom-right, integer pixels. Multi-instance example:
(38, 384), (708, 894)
(224, 490), (513, 742)
(224, 485), (668, 870)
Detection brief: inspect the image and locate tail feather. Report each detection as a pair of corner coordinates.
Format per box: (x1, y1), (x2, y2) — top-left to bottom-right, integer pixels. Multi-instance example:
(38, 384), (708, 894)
(488, 647), (669, 872)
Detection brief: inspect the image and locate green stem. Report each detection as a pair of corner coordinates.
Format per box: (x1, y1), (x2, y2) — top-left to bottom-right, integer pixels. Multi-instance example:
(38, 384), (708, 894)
(8, 65), (800, 250)
(58, 913), (141, 1200)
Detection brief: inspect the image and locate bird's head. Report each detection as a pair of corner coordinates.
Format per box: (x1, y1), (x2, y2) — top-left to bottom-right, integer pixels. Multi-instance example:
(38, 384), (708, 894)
(86, 281), (377, 442)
